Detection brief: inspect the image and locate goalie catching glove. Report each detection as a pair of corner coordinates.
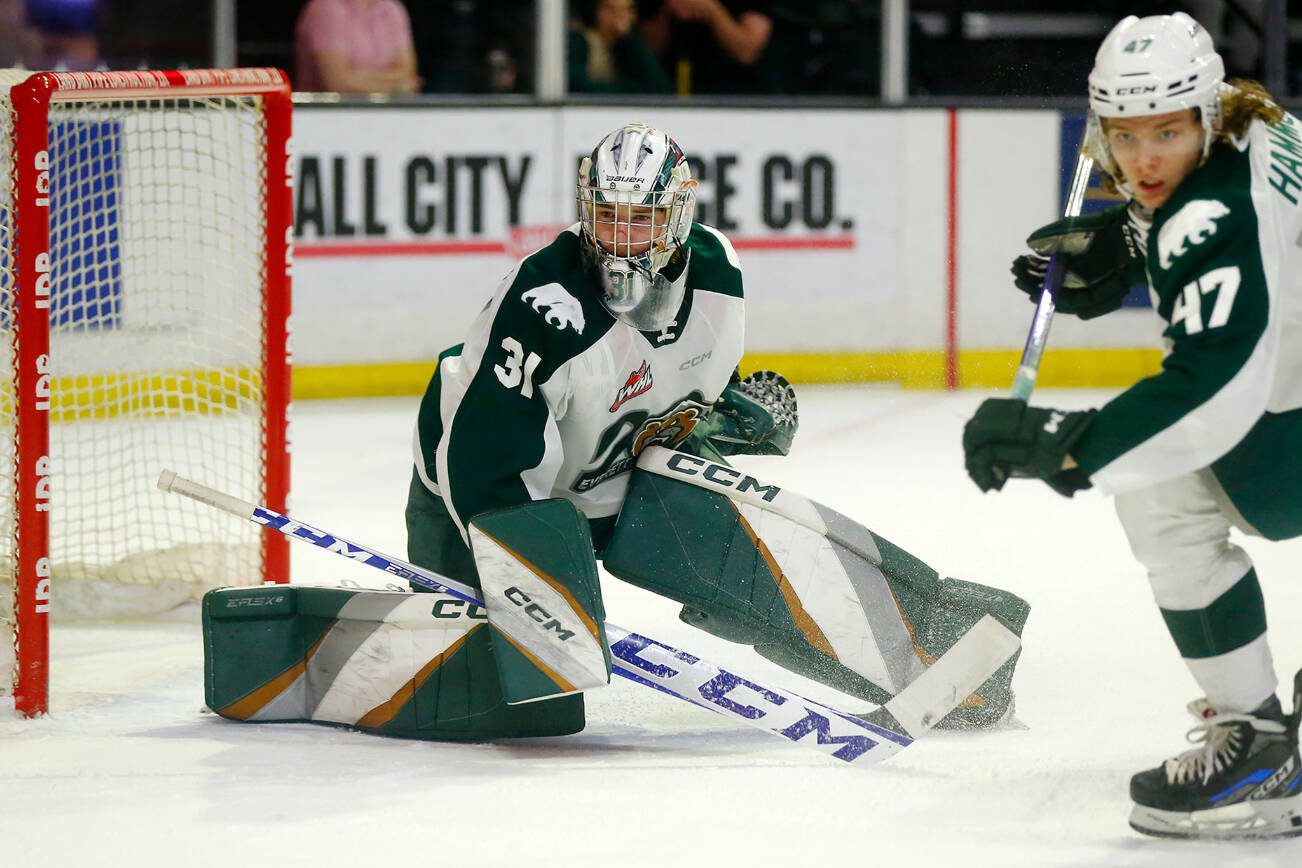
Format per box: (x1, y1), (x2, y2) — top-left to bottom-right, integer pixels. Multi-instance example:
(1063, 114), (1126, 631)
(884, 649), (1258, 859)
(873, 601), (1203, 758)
(682, 369), (798, 464)
(962, 398), (1095, 496)
(1011, 203), (1147, 320)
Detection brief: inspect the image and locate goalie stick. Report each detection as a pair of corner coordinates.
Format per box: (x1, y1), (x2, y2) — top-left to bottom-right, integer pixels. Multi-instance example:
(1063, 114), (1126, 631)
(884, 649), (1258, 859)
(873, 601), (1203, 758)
(159, 469), (1019, 766)
(1010, 140), (1095, 402)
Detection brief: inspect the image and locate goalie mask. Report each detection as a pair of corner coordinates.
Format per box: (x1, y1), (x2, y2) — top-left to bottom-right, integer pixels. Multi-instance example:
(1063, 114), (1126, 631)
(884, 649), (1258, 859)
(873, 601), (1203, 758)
(577, 123), (696, 332)
(1085, 12), (1225, 196)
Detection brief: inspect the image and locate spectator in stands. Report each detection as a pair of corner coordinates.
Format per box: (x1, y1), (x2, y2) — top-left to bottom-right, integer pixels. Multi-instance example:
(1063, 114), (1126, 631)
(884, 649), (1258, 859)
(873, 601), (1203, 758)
(569, 0), (671, 94)
(642, 0), (773, 94)
(0, 0), (33, 67)
(25, 0), (99, 70)
(294, 0), (420, 94)
(405, 0), (534, 94)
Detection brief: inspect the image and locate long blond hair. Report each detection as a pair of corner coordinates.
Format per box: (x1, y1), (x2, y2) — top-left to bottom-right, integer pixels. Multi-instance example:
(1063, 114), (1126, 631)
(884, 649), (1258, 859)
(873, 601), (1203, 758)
(1218, 78), (1285, 138)
(1092, 79), (1285, 196)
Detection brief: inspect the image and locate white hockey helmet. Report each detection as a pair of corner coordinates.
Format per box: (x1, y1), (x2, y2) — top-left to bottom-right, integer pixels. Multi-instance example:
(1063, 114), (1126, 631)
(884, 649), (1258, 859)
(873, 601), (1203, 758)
(577, 123), (697, 331)
(1086, 13), (1225, 191)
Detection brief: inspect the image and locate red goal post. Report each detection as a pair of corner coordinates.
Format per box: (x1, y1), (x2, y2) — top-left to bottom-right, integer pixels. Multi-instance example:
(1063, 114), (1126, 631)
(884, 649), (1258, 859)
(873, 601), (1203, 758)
(2, 69), (293, 717)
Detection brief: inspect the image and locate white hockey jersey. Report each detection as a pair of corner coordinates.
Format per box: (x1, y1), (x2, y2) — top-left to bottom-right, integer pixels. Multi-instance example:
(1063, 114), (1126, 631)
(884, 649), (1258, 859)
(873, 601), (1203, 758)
(412, 223), (745, 540)
(1074, 113), (1302, 538)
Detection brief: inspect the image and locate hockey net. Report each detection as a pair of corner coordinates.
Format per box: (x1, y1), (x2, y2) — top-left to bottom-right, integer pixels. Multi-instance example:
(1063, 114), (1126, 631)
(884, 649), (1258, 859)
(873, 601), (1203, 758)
(0, 70), (293, 717)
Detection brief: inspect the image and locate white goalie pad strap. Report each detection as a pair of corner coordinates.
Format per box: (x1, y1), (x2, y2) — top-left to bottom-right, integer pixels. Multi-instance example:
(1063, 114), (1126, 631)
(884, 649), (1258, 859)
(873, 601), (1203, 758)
(736, 502), (926, 693)
(469, 525), (609, 697)
(637, 446), (884, 565)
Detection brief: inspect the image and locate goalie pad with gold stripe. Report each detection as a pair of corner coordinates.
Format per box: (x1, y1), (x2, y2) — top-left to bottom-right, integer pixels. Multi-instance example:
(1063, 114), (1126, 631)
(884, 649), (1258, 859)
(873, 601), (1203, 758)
(202, 584), (584, 739)
(603, 446), (1029, 729)
(469, 498), (611, 704)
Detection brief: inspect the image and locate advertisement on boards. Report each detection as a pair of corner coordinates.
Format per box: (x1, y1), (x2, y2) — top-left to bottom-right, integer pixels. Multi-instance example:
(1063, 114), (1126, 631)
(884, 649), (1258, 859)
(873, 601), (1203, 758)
(291, 107), (902, 365)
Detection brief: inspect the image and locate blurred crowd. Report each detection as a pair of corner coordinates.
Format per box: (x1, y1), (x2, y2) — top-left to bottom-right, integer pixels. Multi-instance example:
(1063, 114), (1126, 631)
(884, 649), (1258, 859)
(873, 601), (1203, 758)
(289, 0), (1278, 98)
(293, 0), (888, 97)
(0, 1), (1287, 99)
(1, 0), (102, 70)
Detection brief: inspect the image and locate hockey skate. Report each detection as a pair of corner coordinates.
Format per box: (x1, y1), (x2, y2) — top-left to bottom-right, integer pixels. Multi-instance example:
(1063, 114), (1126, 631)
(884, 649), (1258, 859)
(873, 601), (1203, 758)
(1128, 670), (1302, 840)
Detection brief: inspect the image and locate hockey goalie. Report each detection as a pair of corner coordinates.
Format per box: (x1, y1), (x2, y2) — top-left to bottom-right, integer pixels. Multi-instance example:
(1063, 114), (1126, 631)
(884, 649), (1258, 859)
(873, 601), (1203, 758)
(201, 122), (1028, 742)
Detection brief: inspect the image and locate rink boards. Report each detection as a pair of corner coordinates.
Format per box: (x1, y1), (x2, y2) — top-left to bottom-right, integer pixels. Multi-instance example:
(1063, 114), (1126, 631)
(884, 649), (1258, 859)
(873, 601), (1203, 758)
(287, 106), (1164, 393)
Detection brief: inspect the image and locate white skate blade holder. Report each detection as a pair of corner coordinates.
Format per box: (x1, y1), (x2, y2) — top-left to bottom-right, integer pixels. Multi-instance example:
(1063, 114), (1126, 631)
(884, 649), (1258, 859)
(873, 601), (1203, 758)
(1129, 794), (1302, 841)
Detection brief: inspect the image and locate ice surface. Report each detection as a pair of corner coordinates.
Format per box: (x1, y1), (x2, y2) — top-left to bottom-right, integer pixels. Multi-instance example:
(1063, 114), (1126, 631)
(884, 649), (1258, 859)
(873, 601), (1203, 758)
(4, 387), (1301, 866)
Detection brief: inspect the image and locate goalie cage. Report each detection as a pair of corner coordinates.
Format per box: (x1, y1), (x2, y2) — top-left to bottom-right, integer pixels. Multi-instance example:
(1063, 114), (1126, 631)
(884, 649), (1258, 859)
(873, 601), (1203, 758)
(0, 69), (293, 717)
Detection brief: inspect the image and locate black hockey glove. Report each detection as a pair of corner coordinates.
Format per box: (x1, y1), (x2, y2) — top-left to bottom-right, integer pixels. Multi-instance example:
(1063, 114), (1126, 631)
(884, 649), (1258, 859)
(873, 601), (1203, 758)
(962, 398), (1095, 497)
(683, 370), (798, 463)
(1010, 204), (1146, 320)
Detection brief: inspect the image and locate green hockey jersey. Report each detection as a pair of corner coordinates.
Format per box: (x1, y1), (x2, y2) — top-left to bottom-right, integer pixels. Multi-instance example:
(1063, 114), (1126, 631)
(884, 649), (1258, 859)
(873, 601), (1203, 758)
(413, 223), (745, 541)
(1072, 113), (1302, 539)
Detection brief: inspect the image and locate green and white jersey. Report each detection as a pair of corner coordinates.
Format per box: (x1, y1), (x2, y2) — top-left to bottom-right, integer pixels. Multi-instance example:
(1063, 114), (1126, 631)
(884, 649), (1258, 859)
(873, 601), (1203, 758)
(413, 223), (745, 540)
(1073, 113), (1302, 538)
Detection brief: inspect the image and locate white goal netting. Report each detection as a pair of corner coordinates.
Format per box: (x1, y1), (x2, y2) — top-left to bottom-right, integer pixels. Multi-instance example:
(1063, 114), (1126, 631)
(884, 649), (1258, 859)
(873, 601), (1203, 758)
(1, 70), (290, 706)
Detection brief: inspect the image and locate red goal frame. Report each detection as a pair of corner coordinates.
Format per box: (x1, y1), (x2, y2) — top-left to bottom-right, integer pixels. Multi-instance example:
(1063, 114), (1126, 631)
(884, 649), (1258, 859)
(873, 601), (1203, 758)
(7, 69), (293, 717)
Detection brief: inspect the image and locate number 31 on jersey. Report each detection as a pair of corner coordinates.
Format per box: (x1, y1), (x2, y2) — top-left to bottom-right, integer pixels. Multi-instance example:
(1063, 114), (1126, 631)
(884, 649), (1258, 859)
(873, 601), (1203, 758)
(495, 337), (542, 398)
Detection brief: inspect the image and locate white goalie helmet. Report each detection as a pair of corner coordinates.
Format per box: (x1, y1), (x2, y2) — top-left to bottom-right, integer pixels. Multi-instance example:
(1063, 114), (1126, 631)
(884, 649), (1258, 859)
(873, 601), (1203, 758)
(577, 123), (697, 331)
(1086, 13), (1226, 190)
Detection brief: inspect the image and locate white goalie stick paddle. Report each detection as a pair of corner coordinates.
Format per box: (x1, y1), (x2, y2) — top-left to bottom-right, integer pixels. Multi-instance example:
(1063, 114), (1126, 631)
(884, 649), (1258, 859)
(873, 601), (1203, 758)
(1010, 140), (1095, 402)
(159, 469), (1019, 766)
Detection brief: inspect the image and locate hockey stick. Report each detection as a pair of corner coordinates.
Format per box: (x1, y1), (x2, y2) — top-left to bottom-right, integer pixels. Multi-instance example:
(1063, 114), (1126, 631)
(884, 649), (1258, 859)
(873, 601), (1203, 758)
(159, 469), (1019, 766)
(1010, 142), (1095, 401)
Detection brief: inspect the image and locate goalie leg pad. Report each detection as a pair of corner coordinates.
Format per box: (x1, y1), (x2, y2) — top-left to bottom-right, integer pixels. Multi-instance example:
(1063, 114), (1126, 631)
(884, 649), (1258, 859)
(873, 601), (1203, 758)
(605, 465), (927, 694)
(918, 578), (1030, 728)
(672, 601), (899, 705)
(469, 499), (612, 705)
(604, 455), (1029, 728)
(202, 585), (584, 739)
(682, 578), (1030, 728)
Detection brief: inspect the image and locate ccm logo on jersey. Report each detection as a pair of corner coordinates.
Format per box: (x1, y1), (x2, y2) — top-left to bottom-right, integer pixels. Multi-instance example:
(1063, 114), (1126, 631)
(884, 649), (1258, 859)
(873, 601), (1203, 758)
(664, 452), (781, 502)
(679, 350), (712, 370)
(610, 361), (653, 411)
(502, 586), (578, 641)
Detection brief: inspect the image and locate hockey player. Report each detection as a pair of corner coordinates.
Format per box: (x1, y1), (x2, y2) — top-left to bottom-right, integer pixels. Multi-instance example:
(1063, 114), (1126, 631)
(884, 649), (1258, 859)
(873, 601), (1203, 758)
(405, 121), (1026, 736)
(399, 122), (800, 732)
(406, 121), (760, 585)
(962, 13), (1302, 840)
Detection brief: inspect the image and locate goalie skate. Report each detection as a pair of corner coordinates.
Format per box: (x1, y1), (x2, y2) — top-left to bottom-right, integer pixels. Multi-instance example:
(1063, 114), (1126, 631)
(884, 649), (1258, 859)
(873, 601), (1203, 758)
(1128, 670), (1302, 840)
